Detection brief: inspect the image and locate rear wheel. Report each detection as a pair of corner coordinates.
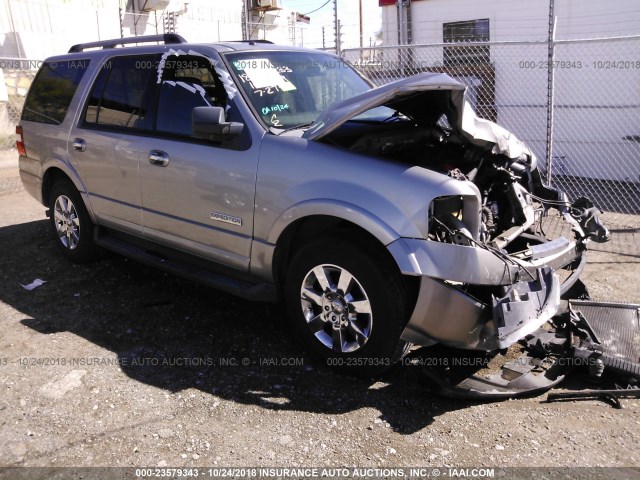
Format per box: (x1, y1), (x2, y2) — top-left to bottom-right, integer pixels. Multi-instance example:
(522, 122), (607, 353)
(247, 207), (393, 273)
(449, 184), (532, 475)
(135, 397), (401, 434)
(284, 237), (411, 376)
(48, 179), (100, 263)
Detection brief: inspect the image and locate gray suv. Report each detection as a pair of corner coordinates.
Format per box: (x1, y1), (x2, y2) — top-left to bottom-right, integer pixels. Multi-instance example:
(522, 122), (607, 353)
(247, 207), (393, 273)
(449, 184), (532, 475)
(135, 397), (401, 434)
(18, 34), (608, 376)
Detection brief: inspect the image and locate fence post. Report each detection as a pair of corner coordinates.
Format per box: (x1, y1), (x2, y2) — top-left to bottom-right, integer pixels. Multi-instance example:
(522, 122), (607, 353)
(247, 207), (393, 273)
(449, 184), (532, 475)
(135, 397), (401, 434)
(545, 0), (556, 185)
(334, 0), (340, 55)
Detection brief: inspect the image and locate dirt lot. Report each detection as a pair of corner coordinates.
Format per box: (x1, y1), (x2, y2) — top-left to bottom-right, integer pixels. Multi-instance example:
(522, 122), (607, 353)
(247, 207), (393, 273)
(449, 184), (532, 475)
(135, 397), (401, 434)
(0, 149), (639, 475)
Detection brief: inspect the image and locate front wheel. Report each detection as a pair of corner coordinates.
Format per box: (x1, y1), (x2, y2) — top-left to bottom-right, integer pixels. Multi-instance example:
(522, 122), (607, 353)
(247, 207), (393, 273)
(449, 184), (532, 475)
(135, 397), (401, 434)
(284, 237), (411, 376)
(48, 179), (100, 263)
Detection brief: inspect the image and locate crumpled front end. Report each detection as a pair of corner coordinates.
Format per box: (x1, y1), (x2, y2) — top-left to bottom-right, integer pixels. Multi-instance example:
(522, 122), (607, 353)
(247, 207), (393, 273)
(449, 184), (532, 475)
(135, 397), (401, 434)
(396, 253), (562, 351)
(391, 239), (566, 351)
(391, 175), (608, 351)
(308, 71), (611, 352)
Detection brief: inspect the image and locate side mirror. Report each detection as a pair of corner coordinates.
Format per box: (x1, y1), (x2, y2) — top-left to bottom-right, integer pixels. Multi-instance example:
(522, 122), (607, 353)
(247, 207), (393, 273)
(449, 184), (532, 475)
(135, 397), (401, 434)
(192, 106), (244, 142)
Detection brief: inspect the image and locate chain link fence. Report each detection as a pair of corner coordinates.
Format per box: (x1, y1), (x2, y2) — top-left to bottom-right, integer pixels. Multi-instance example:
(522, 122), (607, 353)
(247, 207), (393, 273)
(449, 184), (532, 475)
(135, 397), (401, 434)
(342, 36), (640, 231)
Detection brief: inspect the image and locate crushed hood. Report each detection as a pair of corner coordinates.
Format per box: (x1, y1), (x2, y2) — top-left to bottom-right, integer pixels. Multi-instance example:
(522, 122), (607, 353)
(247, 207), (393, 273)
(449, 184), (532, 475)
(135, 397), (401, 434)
(303, 72), (532, 161)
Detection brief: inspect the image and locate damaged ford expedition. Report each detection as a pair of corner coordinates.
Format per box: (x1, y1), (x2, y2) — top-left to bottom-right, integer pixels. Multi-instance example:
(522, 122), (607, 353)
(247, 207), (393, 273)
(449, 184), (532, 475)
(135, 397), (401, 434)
(18, 35), (609, 376)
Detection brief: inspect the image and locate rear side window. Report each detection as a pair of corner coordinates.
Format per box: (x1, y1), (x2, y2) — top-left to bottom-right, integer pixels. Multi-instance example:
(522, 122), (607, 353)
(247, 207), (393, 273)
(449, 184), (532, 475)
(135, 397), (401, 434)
(22, 60), (90, 125)
(84, 55), (156, 130)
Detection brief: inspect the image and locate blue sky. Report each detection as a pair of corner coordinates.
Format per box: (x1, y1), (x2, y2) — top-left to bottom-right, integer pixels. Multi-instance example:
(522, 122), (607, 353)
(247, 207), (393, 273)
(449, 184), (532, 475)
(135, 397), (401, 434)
(280, 0), (383, 48)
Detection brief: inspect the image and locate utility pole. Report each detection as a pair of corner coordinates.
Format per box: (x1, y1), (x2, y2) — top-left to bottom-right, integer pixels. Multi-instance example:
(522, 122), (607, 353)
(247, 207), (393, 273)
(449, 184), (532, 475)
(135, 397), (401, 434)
(118, 0), (124, 38)
(242, 0), (250, 41)
(397, 0), (405, 74)
(397, 0), (404, 45)
(322, 26), (326, 49)
(359, 0), (363, 49)
(289, 12), (296, 46)
(545, 0), (556, 184)
(333, 0), (339, 54)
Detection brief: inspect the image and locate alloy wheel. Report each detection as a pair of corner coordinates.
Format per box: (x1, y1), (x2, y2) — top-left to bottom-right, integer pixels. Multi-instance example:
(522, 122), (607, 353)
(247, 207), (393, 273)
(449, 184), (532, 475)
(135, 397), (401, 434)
(300, 264), (373, 353)
(53, 194), (80, 250)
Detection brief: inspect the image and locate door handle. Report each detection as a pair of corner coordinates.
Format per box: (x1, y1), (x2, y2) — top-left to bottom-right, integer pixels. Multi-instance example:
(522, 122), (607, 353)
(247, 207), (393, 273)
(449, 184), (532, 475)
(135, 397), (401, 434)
(72, 138), (86, 152)
(148, 150), (169, 167)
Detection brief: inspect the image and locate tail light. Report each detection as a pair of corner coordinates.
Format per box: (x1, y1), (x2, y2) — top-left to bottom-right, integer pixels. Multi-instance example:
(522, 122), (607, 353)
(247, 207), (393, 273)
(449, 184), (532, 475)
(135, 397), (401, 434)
(16, 126), (26, 156)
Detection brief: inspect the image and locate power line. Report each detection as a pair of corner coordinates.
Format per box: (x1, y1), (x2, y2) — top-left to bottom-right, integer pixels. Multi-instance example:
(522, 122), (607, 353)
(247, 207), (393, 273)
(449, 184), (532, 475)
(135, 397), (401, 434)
(303, 0), (331, 16)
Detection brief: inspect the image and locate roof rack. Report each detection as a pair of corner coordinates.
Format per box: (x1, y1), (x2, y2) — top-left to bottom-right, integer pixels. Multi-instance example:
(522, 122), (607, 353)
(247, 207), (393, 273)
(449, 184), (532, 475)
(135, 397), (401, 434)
(226, 40), (274, 44)
(68, 34), (187, 53)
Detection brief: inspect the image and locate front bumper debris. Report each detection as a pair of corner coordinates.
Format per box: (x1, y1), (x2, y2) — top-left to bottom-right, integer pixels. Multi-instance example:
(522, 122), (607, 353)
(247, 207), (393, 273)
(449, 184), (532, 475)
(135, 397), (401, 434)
(490, 267), (560, 350)
(418, 323), (571, 399)
(546, 388), (640, 409)
(393, 227), (581, 351)
(401, 266), (561, 351)
(418, 299), (640, 399)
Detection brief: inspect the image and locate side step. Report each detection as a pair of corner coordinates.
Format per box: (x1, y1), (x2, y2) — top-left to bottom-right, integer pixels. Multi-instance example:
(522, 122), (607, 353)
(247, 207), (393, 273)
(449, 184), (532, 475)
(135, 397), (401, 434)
(94, 230), (276, 302)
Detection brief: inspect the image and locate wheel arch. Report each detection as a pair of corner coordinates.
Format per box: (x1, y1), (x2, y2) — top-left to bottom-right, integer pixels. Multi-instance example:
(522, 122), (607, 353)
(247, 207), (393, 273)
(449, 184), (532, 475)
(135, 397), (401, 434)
(271, 213), (419, 313)
(266, 199), (401, 247)
(41, 165), (95, 222)
(42, 167), (71, 207)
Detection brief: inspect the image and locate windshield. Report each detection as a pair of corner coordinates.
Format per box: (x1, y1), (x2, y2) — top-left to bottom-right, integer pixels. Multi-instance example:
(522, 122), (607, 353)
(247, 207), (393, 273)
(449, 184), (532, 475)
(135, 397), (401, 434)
(225, 50), (383, 130)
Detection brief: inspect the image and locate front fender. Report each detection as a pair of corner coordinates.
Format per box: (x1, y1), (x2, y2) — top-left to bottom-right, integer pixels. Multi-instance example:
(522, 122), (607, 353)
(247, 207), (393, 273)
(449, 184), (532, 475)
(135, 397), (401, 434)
(250, 199), (403, 284)
(265, 198), (401, 246)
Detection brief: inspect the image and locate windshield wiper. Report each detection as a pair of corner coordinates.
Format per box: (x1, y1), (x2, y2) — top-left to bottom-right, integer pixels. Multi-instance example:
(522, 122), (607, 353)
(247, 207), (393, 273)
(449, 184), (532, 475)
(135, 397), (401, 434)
(275, 121), (315, 135)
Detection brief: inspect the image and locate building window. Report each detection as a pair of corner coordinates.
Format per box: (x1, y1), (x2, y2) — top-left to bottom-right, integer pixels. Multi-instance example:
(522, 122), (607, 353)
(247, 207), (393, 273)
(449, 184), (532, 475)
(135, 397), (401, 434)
(443, 19), (490, 66)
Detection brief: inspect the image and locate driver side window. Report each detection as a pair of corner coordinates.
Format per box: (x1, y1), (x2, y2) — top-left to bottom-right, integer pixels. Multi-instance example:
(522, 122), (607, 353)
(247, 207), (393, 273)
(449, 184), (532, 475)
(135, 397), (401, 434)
(155, 55), (227, 137)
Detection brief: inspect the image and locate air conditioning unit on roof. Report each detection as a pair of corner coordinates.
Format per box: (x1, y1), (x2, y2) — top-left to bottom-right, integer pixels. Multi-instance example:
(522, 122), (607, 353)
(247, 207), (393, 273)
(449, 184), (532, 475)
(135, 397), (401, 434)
(257, 0), (278, 8)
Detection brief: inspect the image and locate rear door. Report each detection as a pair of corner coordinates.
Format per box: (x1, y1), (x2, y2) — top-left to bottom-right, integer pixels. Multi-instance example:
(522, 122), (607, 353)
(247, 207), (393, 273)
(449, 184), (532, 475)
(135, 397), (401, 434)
(68, 55), (158, 233)
(139, 52), (259, 271)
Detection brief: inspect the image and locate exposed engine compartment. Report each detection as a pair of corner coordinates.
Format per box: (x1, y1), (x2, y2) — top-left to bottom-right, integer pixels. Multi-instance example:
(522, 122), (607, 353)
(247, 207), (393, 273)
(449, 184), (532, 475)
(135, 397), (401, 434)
(321, 119), (609, 249)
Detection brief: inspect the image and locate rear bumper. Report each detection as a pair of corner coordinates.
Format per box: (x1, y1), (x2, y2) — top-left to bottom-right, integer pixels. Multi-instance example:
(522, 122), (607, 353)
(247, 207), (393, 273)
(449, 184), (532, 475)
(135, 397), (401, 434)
(388, 236), (581, 351)
(19, 155), (43, 204)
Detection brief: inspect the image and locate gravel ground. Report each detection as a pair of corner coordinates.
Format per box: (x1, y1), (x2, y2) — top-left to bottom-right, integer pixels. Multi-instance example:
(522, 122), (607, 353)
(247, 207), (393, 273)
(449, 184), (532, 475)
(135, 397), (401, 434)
(0, 151), (639, 476)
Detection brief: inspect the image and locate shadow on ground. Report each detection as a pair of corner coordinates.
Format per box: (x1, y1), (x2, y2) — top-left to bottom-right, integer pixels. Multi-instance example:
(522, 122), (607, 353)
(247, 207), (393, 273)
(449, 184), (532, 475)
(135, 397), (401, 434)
(0, 219), (479, 434)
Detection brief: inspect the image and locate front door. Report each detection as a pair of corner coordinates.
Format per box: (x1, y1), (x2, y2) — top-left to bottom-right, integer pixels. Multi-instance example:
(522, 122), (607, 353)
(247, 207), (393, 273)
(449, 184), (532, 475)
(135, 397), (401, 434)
(139, 52), (259, 271)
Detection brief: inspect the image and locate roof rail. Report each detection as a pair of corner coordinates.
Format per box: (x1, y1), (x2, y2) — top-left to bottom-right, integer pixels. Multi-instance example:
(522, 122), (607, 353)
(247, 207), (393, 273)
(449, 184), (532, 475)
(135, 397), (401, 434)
(226, 40), (274, 45)
(68, 34), (187, 53)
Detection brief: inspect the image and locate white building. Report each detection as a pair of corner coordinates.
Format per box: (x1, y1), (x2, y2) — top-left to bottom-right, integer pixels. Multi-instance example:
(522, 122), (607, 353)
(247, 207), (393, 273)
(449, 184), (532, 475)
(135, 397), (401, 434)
(0, 0), (305, 137)
(381, 0), (640, 44)
(0, 0), (310, 61)
(376, 0), (640, 184)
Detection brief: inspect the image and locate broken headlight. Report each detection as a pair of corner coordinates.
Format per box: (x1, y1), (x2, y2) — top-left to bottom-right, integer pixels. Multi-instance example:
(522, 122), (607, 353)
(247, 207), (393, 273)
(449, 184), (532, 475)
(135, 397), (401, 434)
(428, 195), (477, 246)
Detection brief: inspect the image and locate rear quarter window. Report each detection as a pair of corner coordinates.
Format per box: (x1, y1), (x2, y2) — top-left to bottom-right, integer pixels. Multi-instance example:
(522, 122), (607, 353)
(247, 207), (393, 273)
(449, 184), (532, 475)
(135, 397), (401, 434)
(22, 60), (90, 125)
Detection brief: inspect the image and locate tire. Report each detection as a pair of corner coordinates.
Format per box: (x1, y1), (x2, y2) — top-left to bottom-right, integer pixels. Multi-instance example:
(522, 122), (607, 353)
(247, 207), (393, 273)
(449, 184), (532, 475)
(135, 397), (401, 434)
(48, 179), (100, 263)
(284, 237), (411, 377)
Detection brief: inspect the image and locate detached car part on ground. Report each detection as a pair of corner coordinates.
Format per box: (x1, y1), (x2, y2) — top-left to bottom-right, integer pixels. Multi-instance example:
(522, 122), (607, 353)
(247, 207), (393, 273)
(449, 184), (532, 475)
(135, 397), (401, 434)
(18, 36), (624, 394)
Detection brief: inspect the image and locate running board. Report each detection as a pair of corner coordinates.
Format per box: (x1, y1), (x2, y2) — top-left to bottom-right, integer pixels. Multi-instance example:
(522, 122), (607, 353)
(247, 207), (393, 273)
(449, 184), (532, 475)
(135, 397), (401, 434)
(94, 230), (276, 302)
